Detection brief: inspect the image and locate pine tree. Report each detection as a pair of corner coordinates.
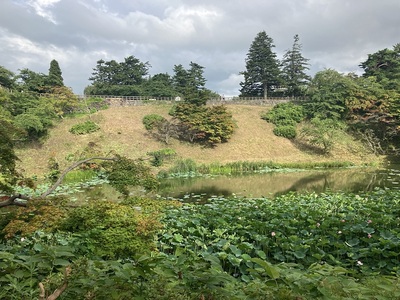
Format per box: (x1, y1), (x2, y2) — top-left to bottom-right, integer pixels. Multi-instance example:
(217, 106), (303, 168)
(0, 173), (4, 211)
(281, 34), (311, 97)
(48, 59), (64, 87)
(172, 62), (208, 105)
(240, 31), (281, 98)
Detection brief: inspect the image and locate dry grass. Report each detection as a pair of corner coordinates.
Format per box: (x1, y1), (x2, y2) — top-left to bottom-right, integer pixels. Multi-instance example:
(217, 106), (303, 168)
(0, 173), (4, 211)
(15, 104), (379, 177)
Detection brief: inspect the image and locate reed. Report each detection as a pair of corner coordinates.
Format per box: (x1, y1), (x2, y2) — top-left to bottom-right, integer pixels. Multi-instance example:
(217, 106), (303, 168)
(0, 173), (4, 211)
(63, 170), (98, 184)
(162, 160), (355, 177)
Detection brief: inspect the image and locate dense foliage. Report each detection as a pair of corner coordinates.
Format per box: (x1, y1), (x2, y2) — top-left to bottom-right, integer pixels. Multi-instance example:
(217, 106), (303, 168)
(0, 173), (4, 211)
(170, 103), (236, 146)
(280, 34), (311, 97)
(85, 57), (216, 101)
(69, 120), (100, 135)
(262, 102), (304, 139)
(2, 190), (400, 299)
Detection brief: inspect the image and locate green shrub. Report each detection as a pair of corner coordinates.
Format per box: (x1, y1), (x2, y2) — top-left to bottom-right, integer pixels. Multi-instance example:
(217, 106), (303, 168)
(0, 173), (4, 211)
(262, 103), (304, 139)
(171, 103), (236, 146)
(69, 120), (100, 135)
(262, 102), (304, 126)
(60, 200), (162, 258)
(273, 125), (297, 139)
(300, 117), (347, 153)
(143, 114), (166, 130)
(147, 148), (177, 166)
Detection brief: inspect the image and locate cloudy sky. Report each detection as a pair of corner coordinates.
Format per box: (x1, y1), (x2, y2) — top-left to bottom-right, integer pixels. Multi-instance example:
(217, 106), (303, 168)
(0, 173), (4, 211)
(0, 0), (399, 96)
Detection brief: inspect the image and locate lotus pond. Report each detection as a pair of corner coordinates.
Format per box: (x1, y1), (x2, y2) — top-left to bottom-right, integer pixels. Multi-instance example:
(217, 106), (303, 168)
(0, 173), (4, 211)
(51, 164), (400, 203)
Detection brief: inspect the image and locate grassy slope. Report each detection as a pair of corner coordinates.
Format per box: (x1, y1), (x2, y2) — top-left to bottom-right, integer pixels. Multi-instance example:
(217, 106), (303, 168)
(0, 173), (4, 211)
(16, 104), (378, 177)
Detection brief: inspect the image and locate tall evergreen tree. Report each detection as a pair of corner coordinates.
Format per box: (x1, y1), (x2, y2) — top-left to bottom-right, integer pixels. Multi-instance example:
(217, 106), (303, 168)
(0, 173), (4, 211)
(48, 59), (64, 87)
(172, 62), (208, 105)
(172, 64), (188, 96)
(281, 34), (311, 97)
(240, 31), (281, 98)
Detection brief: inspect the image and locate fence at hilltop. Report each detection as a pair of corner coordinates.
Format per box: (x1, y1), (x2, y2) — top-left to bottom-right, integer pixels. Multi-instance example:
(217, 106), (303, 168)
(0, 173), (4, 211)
(75, 95), (306, 106)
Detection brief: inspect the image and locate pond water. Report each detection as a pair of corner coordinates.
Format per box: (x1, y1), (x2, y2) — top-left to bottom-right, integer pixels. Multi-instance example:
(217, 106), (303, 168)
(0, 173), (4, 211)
(66, 164), (400, 203)
(157, 165), (400, 202)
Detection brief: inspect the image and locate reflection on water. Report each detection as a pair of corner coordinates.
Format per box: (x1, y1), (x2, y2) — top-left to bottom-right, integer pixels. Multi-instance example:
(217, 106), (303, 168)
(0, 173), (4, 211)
(67, 165), (400, 203)
(157, 166), (400, 201)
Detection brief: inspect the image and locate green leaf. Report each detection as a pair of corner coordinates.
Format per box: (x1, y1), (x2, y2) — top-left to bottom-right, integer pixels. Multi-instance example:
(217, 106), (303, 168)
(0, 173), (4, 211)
(250, 257), (280, 279)
(53, 258), (70, 266)
(256, 250), (267, 260)
(229, 245), (242, 257)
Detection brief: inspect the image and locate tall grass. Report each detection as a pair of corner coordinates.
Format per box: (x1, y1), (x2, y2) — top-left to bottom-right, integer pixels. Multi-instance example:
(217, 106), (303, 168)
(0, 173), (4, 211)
(63, 170), (98, 184)
(159, 159), (355, 177)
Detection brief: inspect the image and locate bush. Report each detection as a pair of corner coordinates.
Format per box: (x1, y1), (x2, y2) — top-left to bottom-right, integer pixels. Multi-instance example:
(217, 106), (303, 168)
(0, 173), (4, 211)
(147, 148), (177, 166)
(171, 103), (236, 146)
(142, 114), (166, 130)
(262, 102), (304, 126)
(69, 120), (100, 135)
(262, 103), (304, 139)
(273, 125), (297, 139)
(300, 117), (347, 154)
(60, 200), (164, 258)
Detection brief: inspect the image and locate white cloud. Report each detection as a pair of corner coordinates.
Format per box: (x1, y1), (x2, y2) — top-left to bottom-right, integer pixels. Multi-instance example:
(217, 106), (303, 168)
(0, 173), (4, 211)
(27, 0), (61, 23)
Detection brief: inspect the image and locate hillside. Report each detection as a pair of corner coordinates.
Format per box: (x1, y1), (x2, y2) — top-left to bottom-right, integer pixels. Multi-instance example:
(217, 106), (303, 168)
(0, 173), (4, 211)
(15, 104), (378, 177)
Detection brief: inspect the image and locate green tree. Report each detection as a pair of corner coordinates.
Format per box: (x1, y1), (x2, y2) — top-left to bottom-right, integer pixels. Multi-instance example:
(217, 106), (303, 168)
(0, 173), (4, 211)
(360, 43), (400, 91)
(172, 62), (210, 105)
(17, 68), (48, 93)
(171, 103), (235, 146)
(303, 69), (349, 120)
(141, 73), (175, 97)
(87, 56), (150, 95)
(345, 75), (400, 152)
(119, 55), (150, 85)
(0, 66), (16, 90)
(301, 117), (346, 154)
(240, 31), (281, 97)
(0, 120), (19, 193)
(281, 34), (311, 97)
(47, 59), (64, 87)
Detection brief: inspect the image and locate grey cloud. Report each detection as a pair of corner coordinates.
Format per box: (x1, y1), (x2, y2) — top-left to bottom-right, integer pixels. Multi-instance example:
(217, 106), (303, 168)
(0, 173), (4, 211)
(0, 0), (399, 94)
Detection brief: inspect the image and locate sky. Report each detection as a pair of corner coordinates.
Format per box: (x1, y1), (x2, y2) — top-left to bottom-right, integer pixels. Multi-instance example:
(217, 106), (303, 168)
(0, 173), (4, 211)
(0, 0), (399, 96)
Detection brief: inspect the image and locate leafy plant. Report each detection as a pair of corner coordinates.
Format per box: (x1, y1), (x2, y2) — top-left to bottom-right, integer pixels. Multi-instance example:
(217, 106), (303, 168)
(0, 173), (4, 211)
(301, 117), (347, 153)
(262, 102), (304, 139)
(69, 120), (100, 135)
(273, 125), (297, 139)
(262, 102), (304, 126)
(147, 148), (177, 166)
(171, 103), (236, 146)
(142, 114), (167, 130)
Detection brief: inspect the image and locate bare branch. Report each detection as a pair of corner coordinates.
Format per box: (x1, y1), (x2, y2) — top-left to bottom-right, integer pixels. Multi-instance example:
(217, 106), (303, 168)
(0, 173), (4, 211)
(39, 157), (117, 199)
(0, 156), (118, 208)
(0, 194), (30, 208)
